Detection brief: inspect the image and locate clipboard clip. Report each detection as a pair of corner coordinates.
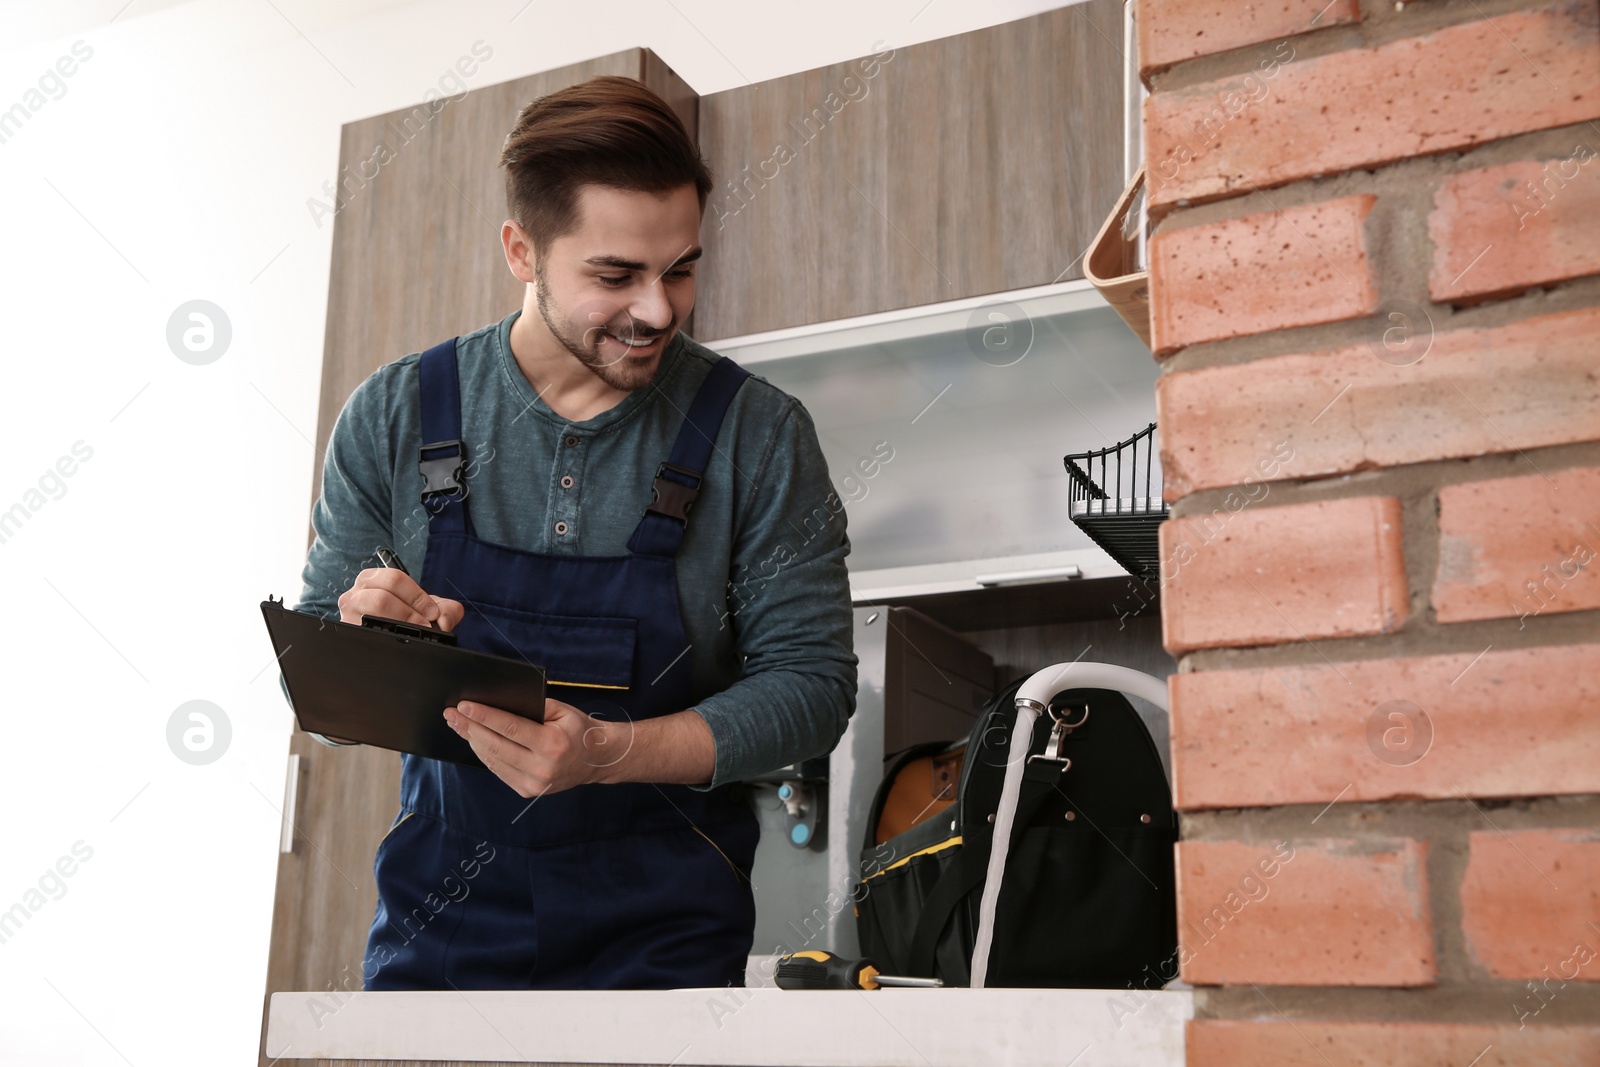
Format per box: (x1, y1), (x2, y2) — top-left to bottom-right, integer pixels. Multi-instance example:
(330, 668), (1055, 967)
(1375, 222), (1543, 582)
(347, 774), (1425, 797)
(360, 613), (458, 646)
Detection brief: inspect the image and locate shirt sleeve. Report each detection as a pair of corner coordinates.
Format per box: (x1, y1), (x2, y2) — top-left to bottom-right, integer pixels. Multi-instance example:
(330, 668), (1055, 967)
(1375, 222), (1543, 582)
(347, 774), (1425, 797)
(688, 398), (859, 790)
(276, 367), (402, 745)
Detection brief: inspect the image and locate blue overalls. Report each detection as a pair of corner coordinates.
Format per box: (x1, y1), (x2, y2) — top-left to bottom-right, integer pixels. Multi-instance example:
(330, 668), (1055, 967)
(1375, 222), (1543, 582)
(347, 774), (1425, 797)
(362, 337), (761, 991)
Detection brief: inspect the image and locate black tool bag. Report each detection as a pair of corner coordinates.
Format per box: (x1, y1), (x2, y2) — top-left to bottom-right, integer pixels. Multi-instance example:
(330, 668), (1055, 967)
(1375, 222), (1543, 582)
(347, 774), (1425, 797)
(855, 675), (1178, 988)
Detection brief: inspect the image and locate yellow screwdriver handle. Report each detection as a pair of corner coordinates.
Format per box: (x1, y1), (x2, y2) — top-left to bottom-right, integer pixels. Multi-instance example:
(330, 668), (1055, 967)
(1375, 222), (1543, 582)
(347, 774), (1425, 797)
(774, 950), (881, 990)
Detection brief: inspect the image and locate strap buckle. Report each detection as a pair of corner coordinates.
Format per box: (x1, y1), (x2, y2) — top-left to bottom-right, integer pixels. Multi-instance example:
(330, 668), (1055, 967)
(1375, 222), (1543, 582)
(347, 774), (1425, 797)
(1027, 704), (1088, 770)
(419, 439), (469, 503)
(645, 461), (702, 524)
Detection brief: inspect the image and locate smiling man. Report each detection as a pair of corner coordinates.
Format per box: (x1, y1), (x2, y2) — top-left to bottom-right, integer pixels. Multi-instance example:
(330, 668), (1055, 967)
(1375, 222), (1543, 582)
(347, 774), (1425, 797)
(285, 76), (857, 991)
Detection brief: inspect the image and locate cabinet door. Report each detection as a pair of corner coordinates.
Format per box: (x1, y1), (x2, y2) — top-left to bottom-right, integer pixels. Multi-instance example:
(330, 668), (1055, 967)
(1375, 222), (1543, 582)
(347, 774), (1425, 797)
(257, 49), (697, 1067)
(694, 0), (1126, 340)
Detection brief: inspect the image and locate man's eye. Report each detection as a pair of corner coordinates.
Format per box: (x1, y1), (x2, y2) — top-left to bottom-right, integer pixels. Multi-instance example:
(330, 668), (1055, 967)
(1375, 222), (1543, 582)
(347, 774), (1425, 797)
(597, 275), (629, 287)
(668, 268), (695, 280)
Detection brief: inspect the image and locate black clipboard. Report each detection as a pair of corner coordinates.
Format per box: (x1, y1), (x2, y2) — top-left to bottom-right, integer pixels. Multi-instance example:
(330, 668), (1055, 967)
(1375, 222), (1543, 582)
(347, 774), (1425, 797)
(261, 597), (546, 767)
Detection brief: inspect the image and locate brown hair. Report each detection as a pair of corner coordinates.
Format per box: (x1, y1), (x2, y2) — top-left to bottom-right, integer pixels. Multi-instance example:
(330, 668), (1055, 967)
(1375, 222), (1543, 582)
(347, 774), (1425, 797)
(498, 75), (713, 258)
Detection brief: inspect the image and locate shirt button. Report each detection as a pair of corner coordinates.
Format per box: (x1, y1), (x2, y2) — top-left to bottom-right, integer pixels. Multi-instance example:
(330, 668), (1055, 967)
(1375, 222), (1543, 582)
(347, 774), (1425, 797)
(555, 521), (569, 535)
(564, 435), (579, 448)
(560, 475), (574, 489)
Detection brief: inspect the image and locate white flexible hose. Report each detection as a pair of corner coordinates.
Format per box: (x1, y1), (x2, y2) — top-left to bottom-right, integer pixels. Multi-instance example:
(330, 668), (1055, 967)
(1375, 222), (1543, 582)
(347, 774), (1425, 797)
(968, 663), (1170, 989)
(968, 699), (1038, 990)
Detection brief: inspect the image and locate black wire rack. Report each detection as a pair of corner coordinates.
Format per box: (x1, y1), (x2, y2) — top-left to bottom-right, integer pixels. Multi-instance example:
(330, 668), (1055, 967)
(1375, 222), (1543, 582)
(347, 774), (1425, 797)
(1063, 422), (1168, 579)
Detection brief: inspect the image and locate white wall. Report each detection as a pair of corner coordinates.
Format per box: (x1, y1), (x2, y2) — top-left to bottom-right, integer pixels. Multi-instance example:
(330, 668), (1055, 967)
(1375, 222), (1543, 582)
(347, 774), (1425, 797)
(0, 0), (1081, 1062)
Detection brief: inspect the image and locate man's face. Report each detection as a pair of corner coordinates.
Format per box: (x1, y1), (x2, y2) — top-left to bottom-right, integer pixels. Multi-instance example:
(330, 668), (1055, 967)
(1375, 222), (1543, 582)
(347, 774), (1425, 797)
(529, 183), (701, 392)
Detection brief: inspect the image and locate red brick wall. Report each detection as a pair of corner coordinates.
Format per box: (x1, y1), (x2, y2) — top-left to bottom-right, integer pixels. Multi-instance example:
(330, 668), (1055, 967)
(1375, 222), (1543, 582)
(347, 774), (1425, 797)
(1138, 0), (1600, 1061)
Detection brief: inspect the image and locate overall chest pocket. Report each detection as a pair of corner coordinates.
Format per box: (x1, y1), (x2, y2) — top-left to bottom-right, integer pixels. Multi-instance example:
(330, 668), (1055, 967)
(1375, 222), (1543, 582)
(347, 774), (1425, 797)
(458, 602), (636, 691)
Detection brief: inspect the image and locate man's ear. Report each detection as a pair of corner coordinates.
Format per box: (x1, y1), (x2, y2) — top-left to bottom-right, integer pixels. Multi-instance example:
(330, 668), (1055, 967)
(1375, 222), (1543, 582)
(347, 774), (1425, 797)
(501, 219), (537, 284)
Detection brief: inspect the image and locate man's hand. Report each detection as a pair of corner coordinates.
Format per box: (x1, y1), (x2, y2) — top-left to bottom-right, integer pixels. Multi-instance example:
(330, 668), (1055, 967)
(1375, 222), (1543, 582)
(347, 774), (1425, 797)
(338, 567), (465, 631)
(320, 568), (465, 744)
(443, 698), (622, 798)
(443, 698), (718, 794)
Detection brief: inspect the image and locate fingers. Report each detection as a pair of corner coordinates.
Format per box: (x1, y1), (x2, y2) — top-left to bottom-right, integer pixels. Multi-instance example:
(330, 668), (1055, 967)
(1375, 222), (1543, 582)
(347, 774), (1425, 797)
(430, 596), (467, 632)
(338, 567), (442, 627)
(446, 702), (536, 797)
(446, 701), (580, 799)
(450, 700), (527, 742)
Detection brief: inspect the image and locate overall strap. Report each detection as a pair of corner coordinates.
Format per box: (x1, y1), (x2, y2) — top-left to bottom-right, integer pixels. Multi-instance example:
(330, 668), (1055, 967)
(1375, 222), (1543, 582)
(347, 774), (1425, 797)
(627, 356), (752, 559)
(417, 337), (470, 535)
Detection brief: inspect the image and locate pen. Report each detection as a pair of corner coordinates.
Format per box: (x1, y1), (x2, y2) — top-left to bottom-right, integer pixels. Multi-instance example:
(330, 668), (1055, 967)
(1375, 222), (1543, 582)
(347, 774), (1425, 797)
(375, 546), (442, 631)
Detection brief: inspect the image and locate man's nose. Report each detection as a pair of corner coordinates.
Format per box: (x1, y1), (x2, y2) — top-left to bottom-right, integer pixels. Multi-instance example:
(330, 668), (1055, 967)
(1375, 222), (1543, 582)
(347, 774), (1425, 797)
(627, 277), (672, 332)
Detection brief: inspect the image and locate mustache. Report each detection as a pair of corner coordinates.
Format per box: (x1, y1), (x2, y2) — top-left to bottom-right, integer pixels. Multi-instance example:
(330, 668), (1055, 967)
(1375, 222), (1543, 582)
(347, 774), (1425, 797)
(591, 321), (667, 343)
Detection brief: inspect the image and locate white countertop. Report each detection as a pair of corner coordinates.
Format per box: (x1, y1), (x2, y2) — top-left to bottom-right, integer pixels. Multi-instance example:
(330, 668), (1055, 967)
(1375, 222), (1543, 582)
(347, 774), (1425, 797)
(266, 986), (1191, 1065)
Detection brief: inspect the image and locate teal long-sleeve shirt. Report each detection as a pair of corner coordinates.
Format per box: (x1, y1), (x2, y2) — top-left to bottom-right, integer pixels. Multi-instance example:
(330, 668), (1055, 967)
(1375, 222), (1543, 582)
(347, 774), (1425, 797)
(282, 309), (857, 791)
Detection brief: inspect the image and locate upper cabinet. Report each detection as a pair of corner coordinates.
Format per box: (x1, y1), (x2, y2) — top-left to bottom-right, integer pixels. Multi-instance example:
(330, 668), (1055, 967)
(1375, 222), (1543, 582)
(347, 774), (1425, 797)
(694, 0), (1128, 340)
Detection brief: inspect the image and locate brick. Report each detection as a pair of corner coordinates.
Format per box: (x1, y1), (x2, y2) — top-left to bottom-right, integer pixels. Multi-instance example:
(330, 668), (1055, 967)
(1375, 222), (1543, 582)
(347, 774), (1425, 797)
(1145, 2), (1600, 210)
(1155, 306), (1600, 500)
(1150, 195), (1378, 355)
(1430, 151), (1600, 302)
(1434, 465), (1600, 624)
(1176, 838), (1435, 985)
(1161, 496), (1407, 653)
(1189, 1020), (1600, 1066)
(1461, 829), (1600, 981)
(1169, 644), (1600, 810)
(1138, 0), (1360, 77)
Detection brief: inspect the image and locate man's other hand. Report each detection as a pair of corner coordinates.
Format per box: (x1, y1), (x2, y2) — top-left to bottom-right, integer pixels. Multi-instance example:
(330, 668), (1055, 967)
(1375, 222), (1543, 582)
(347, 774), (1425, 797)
(338, 567), (465, 631)
(442, 698), (628, 798)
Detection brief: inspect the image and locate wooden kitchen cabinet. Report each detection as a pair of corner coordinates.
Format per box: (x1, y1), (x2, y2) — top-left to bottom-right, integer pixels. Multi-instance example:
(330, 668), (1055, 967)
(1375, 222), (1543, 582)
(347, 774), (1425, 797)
(693, 0), (1127, 340)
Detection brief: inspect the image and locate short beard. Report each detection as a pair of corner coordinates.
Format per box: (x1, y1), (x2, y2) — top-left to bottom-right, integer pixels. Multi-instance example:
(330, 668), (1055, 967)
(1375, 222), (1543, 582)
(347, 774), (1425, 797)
(534, 256), (666, 393)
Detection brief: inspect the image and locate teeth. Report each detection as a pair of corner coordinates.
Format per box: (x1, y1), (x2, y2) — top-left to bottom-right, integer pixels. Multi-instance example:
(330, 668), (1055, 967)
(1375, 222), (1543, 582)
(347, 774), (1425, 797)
(609, 333), (654, 348)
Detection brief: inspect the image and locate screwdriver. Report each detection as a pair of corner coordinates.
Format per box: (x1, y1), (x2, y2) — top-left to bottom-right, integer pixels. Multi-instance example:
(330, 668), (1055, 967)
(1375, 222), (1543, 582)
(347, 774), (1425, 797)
(773, 950), (943, 990)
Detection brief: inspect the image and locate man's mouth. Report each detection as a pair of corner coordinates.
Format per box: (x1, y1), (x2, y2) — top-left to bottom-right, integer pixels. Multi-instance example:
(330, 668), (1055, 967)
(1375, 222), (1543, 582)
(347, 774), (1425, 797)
(602, 330), (663, 352)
